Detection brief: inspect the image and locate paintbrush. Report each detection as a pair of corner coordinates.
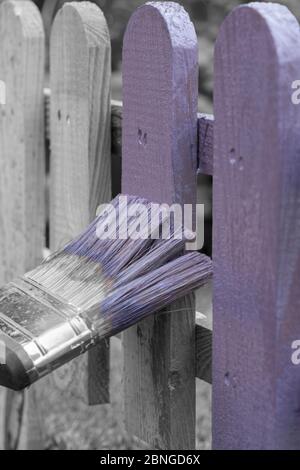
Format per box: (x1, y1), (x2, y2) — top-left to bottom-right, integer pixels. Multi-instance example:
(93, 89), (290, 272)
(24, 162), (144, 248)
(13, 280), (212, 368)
(0, 195), (212, 391)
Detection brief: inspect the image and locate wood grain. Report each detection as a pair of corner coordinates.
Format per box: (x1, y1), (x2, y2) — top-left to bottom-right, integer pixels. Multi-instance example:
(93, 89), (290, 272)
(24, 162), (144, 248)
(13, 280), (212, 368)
(48, 2), (111, 405)
(111, 100), (122, 196)
(213, 3), (300, 449)
(195, 323), (211, 384)
(45, 97), (214, 178)
(122, 2), (198, 449)
(197, 113), (213, 176)
(0, 0), (45, 449)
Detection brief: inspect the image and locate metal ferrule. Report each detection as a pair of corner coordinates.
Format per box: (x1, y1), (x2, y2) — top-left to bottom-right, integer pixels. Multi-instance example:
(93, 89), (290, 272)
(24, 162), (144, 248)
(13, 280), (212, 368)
(0, 278), (98, 384)
(23, 319), (96, 382)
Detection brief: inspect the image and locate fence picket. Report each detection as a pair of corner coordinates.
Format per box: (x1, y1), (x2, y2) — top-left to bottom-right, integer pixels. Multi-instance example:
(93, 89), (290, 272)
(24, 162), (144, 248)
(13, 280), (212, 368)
(213, 3), (300, 449)
(0, 0), (45, 449)
(122, 2), (198, 449)
(43, 2), (111, 405)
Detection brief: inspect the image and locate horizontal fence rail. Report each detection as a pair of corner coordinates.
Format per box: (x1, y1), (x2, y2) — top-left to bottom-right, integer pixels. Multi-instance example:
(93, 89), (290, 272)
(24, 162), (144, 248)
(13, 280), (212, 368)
(45, 94), (215, 177)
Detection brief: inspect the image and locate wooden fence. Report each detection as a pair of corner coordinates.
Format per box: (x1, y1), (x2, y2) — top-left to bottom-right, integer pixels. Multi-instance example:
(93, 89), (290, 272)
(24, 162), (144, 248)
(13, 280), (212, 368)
(0, 0), (299, 450)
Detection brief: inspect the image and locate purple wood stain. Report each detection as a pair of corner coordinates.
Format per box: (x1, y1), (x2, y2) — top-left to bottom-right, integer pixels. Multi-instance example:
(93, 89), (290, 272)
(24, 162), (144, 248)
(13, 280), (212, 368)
(122, 2), (198, 449)
(122, 1), (198, 206)
(213, 3), (300, 449)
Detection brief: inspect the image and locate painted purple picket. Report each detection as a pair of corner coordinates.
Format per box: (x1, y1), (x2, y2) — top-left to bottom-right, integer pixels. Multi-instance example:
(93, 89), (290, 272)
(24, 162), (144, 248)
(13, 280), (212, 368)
(122, 2), (198, 449)
(213, 3), (300, 449)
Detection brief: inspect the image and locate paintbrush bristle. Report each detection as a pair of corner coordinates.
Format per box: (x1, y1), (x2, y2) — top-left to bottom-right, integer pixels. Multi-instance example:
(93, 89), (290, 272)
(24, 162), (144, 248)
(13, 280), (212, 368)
(84, 252), (212, 336)
(0, 193), (212, 390)
(26, 194), (187, 312)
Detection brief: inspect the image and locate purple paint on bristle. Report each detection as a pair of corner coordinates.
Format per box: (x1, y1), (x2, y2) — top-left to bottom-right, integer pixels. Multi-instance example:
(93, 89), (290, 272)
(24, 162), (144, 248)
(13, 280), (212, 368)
(61, 193), (186, 280)
(28, 192), (201, 325)
(15, 195), (212, 389)
(83, 252), (212, 336)
(64, 194), (123, 253)
(114, 236), (185, 288)
(63, 194), (158, 278)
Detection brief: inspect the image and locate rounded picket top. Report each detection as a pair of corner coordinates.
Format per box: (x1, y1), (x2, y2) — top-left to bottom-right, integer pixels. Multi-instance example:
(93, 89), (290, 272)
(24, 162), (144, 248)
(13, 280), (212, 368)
(51, 2), (110, 52)
(0, 0), (44, 40)
(124, 1), (198, 49)
(122, 1), (198, 205)
(50, 0), (111, 250)
(213, 3), (300, 450)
